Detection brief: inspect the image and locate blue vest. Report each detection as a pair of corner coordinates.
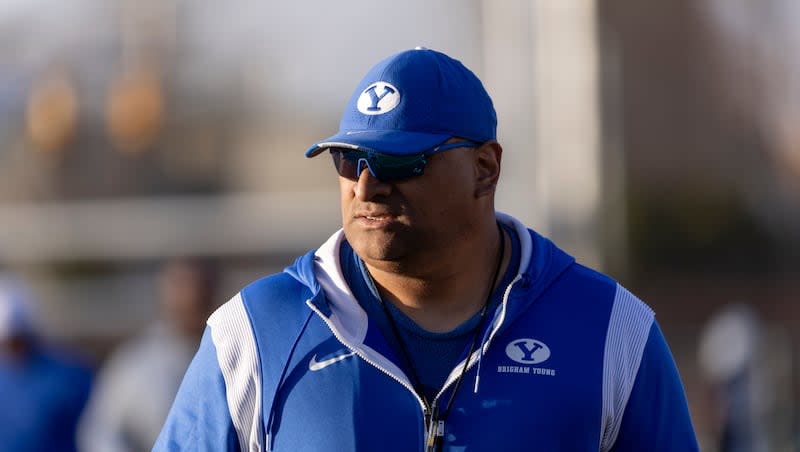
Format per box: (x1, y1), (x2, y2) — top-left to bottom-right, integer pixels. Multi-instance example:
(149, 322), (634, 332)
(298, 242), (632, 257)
(154, 213), (698, 451)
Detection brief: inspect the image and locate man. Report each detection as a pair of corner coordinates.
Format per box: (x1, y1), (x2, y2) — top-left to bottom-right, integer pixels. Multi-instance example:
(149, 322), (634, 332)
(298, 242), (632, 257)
(79, 258), (219, 452)
(155, 48), (698, 451)
(0, 274), (93, 452)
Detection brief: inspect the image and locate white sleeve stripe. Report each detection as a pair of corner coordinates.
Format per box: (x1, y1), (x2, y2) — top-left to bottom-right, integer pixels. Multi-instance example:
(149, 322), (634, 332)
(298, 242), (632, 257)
(208, 293), (263, 452)
(599, 284), (655, 452)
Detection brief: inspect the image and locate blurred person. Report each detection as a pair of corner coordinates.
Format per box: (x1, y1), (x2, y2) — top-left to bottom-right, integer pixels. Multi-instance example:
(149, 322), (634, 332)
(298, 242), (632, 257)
(79, 258), (218, 452)
(156, 48), (698, 451)
(0, 274), (93, 452)
(698, 303), (770, 452)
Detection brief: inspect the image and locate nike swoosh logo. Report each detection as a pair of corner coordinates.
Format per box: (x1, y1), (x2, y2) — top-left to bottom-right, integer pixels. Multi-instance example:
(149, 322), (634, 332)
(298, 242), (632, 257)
(309, 351), (357, 371)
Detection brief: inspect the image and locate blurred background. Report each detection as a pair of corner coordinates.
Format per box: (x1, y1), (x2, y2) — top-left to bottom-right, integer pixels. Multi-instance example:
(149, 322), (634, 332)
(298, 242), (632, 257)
(0, 0), (797, 450)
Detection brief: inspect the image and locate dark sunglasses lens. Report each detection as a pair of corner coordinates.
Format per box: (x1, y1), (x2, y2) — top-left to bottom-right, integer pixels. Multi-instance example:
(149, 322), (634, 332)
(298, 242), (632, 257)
(373, 154), (426, 181)
(329, 149), (426, 181)
(330, 149), (358, 179)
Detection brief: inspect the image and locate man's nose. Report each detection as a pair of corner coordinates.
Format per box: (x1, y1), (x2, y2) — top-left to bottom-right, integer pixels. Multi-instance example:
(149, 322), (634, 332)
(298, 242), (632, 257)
(353, 166), (391, 201)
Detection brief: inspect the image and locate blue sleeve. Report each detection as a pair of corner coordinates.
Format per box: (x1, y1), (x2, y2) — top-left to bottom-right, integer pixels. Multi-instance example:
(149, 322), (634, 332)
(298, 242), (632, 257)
(610, 321), (699, 451)
(54, 354), (94, 452)
(152, 327), (239, 451)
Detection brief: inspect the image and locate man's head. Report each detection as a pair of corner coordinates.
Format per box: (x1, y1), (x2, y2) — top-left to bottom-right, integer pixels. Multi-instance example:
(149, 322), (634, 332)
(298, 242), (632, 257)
(158, 258), (219, 339)
(0, 275), (37, 358)
(305, 48), (502, 271)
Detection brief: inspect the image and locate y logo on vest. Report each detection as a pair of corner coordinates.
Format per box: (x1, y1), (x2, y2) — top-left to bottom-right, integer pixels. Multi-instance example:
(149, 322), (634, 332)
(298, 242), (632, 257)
(357, 82), (400, 115)
(499, 338), (557, 377)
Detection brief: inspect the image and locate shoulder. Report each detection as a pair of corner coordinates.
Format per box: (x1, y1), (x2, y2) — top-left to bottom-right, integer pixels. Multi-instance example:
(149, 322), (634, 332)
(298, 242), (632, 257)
(240, 271), (313, 308)
(208, 270), (314, 334)
(559, 263), (654, 318)
(541, 263), (629, 320)
(561, 263), (617, 294)
(565, 264), (656, 353)
(206, 268), (317, 365)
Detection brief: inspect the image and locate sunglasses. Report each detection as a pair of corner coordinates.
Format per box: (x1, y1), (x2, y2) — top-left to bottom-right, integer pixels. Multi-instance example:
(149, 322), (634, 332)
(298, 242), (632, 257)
(329, 140), (481, 182)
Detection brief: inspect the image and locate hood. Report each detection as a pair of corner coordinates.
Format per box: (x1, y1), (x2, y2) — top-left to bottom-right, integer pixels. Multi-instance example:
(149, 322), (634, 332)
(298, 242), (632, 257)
(285, 214), (576, 348)
(284, 248), (320, 294)
(274, 214), (577, 407)
(284, 231), (377, 352)
(489, 212), (576, 336)
(283, 247), (330, 316)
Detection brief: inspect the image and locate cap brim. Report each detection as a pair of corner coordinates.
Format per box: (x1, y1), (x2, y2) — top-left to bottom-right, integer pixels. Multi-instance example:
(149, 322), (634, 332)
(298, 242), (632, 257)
(305, 130), (451, 158)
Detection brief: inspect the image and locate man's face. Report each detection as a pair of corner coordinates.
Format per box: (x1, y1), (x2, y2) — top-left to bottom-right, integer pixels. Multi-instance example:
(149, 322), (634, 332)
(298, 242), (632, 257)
(0, 335), (30, 361)
(159, 261), (215, 338)
(338, 144), (482, 267)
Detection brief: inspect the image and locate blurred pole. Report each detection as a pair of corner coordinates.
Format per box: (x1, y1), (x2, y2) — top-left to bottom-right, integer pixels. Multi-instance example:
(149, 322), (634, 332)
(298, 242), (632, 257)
(597, 9), (630, 280)
(481, 1), (542, 229)
(482, 0), (607, 269)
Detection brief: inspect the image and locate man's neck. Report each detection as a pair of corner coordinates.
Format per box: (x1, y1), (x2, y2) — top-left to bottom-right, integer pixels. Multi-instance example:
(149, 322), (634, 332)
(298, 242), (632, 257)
(362, 223), (510, 333)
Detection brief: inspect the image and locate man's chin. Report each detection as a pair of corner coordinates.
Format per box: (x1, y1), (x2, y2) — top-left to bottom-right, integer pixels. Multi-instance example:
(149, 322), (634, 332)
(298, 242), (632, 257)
(346, 232), (404, 261)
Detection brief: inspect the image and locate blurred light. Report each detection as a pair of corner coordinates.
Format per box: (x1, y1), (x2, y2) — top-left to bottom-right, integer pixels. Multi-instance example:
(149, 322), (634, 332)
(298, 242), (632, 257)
(698, 303), (759, 382)
(776, 115), (800, 182)
(106, 67), (163, 154)
(25, 70), (79, 154)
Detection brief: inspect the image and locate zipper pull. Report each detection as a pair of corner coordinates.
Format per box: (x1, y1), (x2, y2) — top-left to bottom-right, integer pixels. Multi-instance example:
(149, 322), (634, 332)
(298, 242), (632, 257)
(425, 419), (444, 452)
(425, 415), (436, 450)
(425, 402), (439, 452)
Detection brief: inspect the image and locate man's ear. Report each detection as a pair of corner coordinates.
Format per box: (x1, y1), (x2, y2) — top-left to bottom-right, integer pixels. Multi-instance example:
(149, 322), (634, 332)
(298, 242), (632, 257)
(474, 141), (502, 197)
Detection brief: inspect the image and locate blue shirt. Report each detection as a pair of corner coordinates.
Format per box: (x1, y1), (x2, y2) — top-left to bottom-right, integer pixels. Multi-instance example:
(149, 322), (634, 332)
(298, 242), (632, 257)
(0, 344), (93, 452)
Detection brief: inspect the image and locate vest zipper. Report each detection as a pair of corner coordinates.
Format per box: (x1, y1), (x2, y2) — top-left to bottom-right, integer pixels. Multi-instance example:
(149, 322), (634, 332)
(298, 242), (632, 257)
(305, 274), (522, 451)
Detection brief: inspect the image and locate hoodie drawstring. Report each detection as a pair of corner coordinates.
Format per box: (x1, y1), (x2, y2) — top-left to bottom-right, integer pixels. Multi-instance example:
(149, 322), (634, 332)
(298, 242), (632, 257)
(474, 271), (529, 394)
(473, 331), (489, 394)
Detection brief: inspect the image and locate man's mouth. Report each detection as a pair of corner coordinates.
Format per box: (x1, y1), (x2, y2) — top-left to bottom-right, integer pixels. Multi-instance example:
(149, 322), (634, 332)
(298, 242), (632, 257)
(354, 213), (399, 227)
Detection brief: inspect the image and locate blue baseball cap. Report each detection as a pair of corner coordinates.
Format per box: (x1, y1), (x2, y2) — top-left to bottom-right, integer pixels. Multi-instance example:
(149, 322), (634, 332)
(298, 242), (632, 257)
(305, 47), (497, 157)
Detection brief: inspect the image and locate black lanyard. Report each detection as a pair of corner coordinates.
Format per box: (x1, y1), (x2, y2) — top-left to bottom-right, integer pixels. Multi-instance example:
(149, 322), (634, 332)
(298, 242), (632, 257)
(373, 223), (506, 452)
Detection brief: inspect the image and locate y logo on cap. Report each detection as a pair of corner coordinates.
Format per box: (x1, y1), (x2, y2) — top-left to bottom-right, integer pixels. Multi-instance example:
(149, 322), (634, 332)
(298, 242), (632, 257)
(357, 82), (400, 115)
